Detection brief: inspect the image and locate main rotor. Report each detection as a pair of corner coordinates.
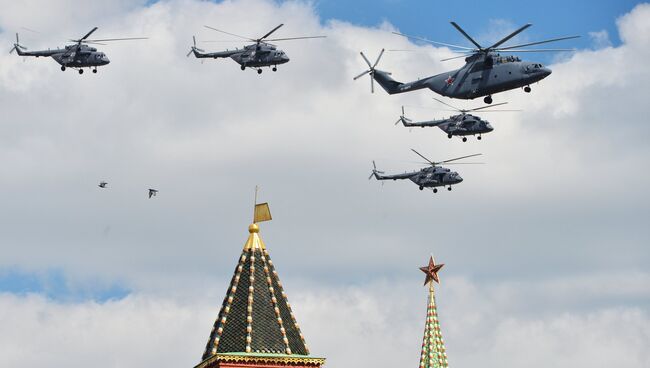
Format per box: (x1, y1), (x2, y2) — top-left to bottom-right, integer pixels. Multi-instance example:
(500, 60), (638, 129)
(393, 22), (579, 61)
(203, 23), (326, 49)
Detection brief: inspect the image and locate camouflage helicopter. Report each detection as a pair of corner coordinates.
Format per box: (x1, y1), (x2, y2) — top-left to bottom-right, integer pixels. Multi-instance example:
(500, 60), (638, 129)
(9, 27), (147, 74)
(369, 149), (482, 193)
(396, 98), (520, 141)
(188, 24), (325, 74)
(354, 22), (578, 104)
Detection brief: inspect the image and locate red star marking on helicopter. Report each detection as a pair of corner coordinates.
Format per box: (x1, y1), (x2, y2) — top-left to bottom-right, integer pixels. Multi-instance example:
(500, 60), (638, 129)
(445, 75), (455, 86)
(420, 256), (444, 285)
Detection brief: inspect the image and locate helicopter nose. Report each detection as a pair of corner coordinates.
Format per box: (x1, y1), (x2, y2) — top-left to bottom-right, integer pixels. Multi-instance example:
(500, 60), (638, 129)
(540, 67), (551, 77)
(282, 55), (290, 62)
(486, 123), (494, 132)
(103, 56), (110, 65)
(454, 173), (463, 183)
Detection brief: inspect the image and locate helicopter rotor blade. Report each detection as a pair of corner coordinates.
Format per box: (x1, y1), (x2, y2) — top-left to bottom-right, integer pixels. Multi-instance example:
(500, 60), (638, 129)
(410, 149), (435, 166)
(494, 48), (577, 53)
(450, 22), (483, 50)
(370, 75), (375, 93)
(467, 102), (509, 112)
(83, 37), (148, 42)
(359, 51), (373, 68)
(432, 97), (462, 112)
(391, 31), (474, 50)
(353, 69), (371, 80)
(79, 27), (99, 41)
(204, 25), (255, 41)
(496, 35), (581, 50)
(440, 153), (482, 164)
(264, 35), (326, 42)
(259, 23), (284, 40)
(488, 23), (532, 49)
(440, 53), (474, 62)
(372, 48), (385, 68)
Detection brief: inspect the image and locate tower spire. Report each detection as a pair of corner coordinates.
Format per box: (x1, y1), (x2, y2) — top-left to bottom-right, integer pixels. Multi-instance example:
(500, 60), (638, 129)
(195, 202), (324, 368)
(418, 256), (449, 368)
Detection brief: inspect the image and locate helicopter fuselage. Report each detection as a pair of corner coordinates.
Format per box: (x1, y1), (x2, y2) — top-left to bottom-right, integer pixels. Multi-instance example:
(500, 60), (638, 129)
(374, 166), (463, 190)
(193, 43), (290, 69)
(438, 114), (494, 136)
(374, 53), (551, 100)
(15, 44), (110, 68)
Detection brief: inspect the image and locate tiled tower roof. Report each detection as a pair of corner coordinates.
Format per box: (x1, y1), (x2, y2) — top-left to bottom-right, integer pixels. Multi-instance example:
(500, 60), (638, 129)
(418, 256), (449, 368)
(198, 222), (320, 367)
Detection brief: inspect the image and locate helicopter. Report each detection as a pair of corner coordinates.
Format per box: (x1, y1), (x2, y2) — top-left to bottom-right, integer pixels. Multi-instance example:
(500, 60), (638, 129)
(148, 189), (158, 199)
(369, 149), (482, 193)
(187, 24), (325, 74)
(98, 181), (108, 188)
(354, 22), (579, 104)
(396, 98), (520, 141)
(9, 27), (147, 74)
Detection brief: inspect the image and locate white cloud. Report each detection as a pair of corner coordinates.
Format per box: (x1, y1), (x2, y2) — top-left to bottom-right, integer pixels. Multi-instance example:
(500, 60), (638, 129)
(1, 275), (648, 368)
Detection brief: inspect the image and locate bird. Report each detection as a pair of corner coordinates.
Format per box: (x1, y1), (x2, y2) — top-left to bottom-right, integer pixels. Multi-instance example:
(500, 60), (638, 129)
(148, 189), (158, 198)
(98, 181), (108, 188)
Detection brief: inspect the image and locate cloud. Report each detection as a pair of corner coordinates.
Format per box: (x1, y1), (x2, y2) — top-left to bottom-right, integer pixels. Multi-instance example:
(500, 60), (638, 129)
(1, 275), (649, 368)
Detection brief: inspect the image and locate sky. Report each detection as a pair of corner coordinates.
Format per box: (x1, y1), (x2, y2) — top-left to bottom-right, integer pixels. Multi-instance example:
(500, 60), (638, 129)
(0, 1), (649, 367)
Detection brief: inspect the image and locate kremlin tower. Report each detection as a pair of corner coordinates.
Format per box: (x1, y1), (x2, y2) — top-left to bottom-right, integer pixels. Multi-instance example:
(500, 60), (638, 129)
(194, 202), (325, 368)
(417, 256), (449, 368)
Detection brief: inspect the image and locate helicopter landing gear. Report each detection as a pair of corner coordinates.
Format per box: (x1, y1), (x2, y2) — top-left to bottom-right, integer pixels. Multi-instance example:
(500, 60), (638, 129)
(92, 68), (98, 74)
(462, 137), (467, 142)
(61, 66), (66, 72)
(524, 85), (531, 93)
(272, 66), (277, 72)
(447, 134), (453, 139)
(433, 188), (438, 193)
(477, 135), (482, 140)
(484, 95), (493, 104)
(240, 65), (246, 71)
(419, 186), (423, 190)
(447, 186), (452, 191)
(78, 69), (84, 74)
(257, 69), (263, 74)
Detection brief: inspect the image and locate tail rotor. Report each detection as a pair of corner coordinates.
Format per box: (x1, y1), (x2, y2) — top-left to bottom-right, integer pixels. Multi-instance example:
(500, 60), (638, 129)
(394, 106), (407, 125)
(368, 160), (385, 180)
(353, 49), (389, 93)
(9, 33), (27, 54)
(187, 35), (204, 57)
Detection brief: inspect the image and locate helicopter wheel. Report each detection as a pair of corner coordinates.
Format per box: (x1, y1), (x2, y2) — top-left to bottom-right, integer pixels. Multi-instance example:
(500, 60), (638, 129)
(462, 137), (467, 142)
(78, 69), (84, 74)
(61, 66), (66, 72)
(257, 69), (263, 74)
(447, 134), (453, 139)
(524, 86), (531, 93)
(272, 66), (277, 72)
(433, 188), (438, 193)
(484, 95), (492, 104)
(419, 186), (423, 191)
(447, 186), (452, 191)
(477, 135), (482, 140)
(92, 68), (97, 74)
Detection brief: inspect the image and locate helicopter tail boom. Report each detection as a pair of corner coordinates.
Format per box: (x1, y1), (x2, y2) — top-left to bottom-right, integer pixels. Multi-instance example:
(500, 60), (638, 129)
(373, 70), (430, 95)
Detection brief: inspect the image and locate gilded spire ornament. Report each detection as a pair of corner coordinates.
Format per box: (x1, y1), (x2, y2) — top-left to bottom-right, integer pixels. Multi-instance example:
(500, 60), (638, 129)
(417, 255), (449, 368)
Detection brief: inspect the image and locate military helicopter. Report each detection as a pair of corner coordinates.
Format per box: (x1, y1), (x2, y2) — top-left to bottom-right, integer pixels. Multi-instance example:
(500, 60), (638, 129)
(148, 189), (158, 199)
(354, 22), (579, 104)
(187, 24), (325, 74)
(9, 27), (147, 74)
(369, 149), (482, 193)
(396, 98), (520, 141)
(98, 181), (108, 188)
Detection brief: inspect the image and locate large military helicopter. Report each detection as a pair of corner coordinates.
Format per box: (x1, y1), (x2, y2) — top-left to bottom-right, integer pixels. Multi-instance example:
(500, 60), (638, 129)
(187, 24), (325, 74)
(9, 27), (147, 74)
(396, 98), (519, 141)
(369, 149), (482, 193)
(354, 22), (578, 103)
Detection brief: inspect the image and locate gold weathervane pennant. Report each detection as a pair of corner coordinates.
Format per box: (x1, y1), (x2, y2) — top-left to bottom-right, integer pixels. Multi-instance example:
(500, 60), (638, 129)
(254, 202), (272, 223)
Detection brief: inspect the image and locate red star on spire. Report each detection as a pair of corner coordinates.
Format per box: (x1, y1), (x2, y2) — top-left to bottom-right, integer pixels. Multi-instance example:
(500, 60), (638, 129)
(445, 75), (454, 86)
(420, 256), (444, 285)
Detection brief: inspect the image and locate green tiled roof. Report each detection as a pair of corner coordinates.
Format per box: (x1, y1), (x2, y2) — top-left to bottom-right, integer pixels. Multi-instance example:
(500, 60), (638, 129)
(201, 224), (309, 361)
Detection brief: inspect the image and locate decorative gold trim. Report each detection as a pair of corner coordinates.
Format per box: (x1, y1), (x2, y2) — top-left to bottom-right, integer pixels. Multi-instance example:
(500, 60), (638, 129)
(195, 353), (326, 368)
